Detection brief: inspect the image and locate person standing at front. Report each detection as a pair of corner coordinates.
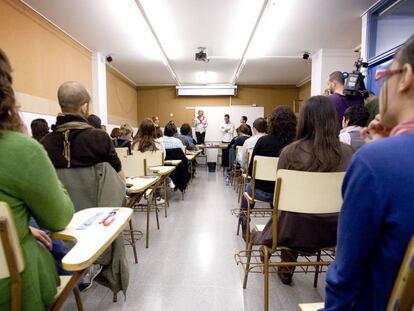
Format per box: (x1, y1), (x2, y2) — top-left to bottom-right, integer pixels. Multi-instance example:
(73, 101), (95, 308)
(194, 109), (207, 145)
(220, 114), (235, 168)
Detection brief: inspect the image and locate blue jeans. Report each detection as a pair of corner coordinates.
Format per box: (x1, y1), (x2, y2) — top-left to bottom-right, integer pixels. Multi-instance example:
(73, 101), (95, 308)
(29, 218), (72, 275)
(241, 182), (273, 210)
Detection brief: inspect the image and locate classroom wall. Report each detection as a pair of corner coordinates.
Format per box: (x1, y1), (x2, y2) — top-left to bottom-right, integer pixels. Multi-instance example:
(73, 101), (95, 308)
(298, 81), (311, 101)
(0, 0), (92, 117)
(106, 66), (139, 127)
(136, 85), (299, 126)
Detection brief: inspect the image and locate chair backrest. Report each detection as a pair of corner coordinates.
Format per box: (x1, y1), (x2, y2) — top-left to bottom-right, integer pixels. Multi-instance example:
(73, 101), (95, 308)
(57, 163), (126, 211)
(115, 147), (129, 158)
(275, 170), (345, 214)
(275, 169), (345, 214)
(135, 150), (164, 173)
(0, 202), (24, 279)
(236, 146), (243, 159)
(120, 153), (145, 178)
(387, 235), (414, 311)
(252, 156), (279, 181)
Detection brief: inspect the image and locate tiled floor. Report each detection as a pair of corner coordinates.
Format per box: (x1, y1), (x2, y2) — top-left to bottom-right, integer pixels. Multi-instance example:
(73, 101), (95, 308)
(61, 167), (325, 311)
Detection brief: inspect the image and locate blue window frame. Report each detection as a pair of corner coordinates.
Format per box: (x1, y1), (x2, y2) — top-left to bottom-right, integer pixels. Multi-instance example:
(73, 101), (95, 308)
(366, 0), (414, 93)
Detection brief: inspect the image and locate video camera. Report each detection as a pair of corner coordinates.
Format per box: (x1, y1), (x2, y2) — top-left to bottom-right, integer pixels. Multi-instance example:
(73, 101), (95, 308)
(343, 58), (369, 98)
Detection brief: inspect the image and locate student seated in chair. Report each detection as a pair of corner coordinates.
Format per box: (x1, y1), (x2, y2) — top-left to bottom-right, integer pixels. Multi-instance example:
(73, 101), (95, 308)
(180, 123), (196, 150)
(132, 118), (165, 154)
(339, 105), (369, 150)
(0, 49), (74, 311)
(41, 81), (124, 179)
(322, 34), (414, 311)
(227, 124), (250, 167)
(41, 81), (126, 291)
(239, 106), (297, 238)
(258, 96), (354, 285)
(238, 117), (267, 169)
(163, 122), (190, 192)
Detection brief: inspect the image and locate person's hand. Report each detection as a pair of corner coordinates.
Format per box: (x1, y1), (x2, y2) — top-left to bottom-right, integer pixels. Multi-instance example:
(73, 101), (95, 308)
(224, 129), (229, 133)
(29, 226), (52, 251)
(360, 115), (391, 143)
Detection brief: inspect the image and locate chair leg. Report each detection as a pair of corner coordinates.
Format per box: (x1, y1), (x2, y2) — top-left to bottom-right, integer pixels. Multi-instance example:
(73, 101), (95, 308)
(73, 287), (84, 311)
(112, 292), (117, 303)
(236, 214), (241, 236)
(155, 200), (160, 230)
(49, 270), (83, 311)
(164, 181), (168, 218)
(243, 242), (253, 289)
(313, 250), (321, 288)
(264, 247), (270, 311)
(146, 200), (150, 248)
(128, 219), (138, 264)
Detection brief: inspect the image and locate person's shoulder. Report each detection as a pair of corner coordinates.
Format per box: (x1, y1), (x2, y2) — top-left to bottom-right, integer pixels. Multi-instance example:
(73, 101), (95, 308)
(1, 131), (46, 156)
(359, 135), (414, 157)
(80, 128), (111, 140)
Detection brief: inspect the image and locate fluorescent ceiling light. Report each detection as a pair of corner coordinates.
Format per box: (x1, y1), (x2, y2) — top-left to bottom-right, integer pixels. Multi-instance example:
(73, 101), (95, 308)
(106, 0), (163, 61)
(177, 85), (237, 96)
(247, 0), (296, 58)
(139, 0), (264, 60)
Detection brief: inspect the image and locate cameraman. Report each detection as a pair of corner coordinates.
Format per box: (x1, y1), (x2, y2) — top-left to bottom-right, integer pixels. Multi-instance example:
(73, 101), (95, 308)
(328, 71), (364, 128)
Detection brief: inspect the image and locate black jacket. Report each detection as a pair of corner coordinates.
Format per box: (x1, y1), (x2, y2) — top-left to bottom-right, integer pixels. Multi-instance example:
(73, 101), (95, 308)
(165, 148), (190, 192)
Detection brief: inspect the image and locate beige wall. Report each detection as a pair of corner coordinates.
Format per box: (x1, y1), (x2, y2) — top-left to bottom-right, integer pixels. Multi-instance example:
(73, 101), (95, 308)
(0, 0), (92, 116)
(137, 85), (299, 126)
(298, 81), (311, 101)
(106, 66), (139, 127)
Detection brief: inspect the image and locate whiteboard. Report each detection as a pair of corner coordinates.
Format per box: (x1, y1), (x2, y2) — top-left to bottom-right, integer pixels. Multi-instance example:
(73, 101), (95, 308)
(194, 105), (264, 142)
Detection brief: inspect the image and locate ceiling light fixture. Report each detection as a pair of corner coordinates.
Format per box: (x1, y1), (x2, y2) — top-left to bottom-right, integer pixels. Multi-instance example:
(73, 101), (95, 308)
(231, 0), (272, 84)
(134, 0), (180, 85)
(176, 85), (237, 96)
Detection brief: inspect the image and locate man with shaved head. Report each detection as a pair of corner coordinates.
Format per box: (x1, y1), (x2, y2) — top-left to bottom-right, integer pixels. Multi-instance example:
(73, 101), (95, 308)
(42, 81), (123, 177)
(42, 81), (125, 291)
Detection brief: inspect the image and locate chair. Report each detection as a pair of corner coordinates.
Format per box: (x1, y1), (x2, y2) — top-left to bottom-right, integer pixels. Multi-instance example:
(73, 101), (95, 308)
(56, 163), (134, 303)
(121, 153), (163, 248)
(299, 235), (414, 311)
(235, 169), (345, 311)
(120, 153), (146, 178)
(234, 155), (278, 237)
(138, 150), (170, 217)
(237, 149), (253, 204)
(0, 202), (83, 311)
(115, 147), (129, 158)
(387, 235), (414, 311)
(230, 146), (243, 188)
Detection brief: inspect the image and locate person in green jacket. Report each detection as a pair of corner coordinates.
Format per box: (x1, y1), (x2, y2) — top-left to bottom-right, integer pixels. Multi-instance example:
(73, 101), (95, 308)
(0, 49), (74, 310)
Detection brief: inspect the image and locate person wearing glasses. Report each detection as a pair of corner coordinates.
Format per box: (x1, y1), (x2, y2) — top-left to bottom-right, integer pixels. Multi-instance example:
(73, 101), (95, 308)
(327, 71), (364, 128)
(323, 35), (414, 310)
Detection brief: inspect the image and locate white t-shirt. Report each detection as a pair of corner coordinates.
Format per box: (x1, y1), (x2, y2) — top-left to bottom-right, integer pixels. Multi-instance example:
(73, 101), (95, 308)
(238, 133), (266, 167)
(220, 122), (235, 143)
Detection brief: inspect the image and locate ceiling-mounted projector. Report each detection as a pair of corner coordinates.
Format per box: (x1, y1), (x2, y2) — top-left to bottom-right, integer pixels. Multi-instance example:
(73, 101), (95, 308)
(195, 47), (209, 62)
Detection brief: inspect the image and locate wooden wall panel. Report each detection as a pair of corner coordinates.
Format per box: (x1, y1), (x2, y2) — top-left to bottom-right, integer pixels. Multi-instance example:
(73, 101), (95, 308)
(106, 66), (138, 127)
(0, 0), (92, 115)
(137, 85), (299, 126)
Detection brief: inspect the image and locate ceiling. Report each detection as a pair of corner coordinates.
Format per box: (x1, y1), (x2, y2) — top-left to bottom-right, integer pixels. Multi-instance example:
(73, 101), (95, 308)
(22, 0), (376, 86)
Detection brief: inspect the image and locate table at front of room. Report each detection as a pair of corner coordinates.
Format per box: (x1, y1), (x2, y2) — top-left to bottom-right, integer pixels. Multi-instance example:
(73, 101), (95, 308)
(196, 143), (228, 169)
